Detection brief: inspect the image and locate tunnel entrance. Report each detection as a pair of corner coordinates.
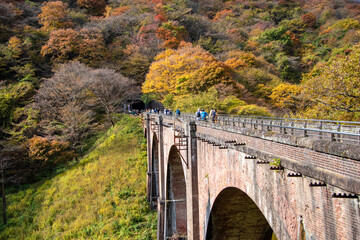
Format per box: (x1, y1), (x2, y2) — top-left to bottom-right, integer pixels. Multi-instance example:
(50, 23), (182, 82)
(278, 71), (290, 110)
(166, 146), (187, 239)
(131, 100), (145, 110)
(151, 134), (159, 209)
(206, 187), (273, 240)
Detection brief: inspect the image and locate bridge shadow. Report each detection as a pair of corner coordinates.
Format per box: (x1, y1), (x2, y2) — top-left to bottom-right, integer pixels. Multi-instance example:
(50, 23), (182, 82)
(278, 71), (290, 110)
(206, 187), (274, 240)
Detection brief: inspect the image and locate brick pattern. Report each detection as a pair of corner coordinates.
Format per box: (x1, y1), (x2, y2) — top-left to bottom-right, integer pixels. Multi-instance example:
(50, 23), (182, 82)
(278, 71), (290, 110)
(197, 126), (360, 185)
(196, 140), (360, 240)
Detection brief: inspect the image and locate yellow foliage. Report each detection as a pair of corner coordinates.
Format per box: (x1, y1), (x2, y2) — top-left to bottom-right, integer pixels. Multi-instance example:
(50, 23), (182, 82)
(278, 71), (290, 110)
(234, 105), (272, 117)
(142, 43), (236, 99)
(270, 83), (302, 109)
(299, 44), (360, 120)
(7, 36), (22, 58)
(328, 18), (360, 31)
(224, 58), (247, 69)
(225, 50), (256, 69)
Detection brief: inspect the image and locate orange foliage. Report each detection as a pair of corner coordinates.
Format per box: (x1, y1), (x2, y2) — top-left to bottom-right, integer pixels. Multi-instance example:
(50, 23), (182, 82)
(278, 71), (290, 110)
(225, 51), (256, 69)
(37, 1), (73, 31)
(155, 14), (167, 22)
(225, 58), (247, 69)
(244, 40), (259, 51)
(301, 12), (317, 28)
(286, 31), (300, 47)
(8, 36), (22, 58)
(156, 21), (187, 49)
(213, 9), (233, 22)
(41, 28), (106, 65)
(28, 136), (76, 165)
(104, 6), (130, 17)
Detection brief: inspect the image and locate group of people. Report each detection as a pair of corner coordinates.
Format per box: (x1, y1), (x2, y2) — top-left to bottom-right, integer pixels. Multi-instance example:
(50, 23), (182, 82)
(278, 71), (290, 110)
(195, 108), (218, 122)
(147, 107), (218, 122)
(147, 108), (161, 114)
(147, 108), (181, 117)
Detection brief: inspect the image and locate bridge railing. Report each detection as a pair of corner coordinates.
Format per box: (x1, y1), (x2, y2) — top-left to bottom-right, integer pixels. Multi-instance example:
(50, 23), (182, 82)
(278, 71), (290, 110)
(147, 113), (360, 146)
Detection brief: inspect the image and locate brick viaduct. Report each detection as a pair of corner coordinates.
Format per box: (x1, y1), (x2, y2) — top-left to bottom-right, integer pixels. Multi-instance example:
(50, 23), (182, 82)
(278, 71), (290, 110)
(143, 114), (360, 240)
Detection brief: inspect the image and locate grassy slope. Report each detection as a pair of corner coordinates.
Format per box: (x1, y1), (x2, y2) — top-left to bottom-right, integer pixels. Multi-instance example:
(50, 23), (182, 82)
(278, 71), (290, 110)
(0, 115), (157, 240)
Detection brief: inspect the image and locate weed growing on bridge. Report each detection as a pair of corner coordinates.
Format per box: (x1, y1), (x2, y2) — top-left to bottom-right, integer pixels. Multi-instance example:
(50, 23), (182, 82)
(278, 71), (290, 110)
(270, 158), (281, 168)
(270, 158), (283, 173)
(0, 115), (157, 239)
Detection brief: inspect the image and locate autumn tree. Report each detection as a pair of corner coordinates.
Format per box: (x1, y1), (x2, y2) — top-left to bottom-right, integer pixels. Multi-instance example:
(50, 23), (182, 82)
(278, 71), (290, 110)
(299, 45), (360, 120)
(301, 12), (317, 28)
(34, 62), (96, 148)
(28, 136), (76, 167)
(41, 28), (107, 65)
(156, 21), (187, 49)
(34, 61), (139, 149)
(89, 68), (139, 126)
(269, 83), (302, 111)
(142, 42), (239, 104)
(40, 28), (78, 62)
(77, 0), (107, 16)
(37, 1), (73, 31)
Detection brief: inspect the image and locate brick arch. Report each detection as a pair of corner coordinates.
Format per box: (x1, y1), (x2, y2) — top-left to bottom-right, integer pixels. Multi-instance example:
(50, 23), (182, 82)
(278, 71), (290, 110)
(166, 145), (187, 239)
(206, 187), (274, 240)
(151, 133), (159, 209)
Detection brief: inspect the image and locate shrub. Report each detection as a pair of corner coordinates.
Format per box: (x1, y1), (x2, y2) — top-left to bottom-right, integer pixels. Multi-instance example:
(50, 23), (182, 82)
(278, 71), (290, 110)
(234, 105), (272, 117)
(225, 51), (256, 69)
(173, 88), (219, 113)
(235, 68), (282, 94)
(275, 53), (302, 82)
(28, 136), (77, 166)
(301, 13), (317, 28)
(0, 82), (34, 128)
(329, 18), (360, 31)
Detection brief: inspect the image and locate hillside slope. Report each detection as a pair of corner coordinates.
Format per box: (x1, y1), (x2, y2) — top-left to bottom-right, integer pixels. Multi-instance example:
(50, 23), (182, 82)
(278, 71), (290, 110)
(0, 115), (157, 239)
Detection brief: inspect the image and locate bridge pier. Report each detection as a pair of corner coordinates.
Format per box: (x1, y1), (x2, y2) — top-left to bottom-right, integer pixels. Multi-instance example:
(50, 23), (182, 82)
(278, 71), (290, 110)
(157, 116), (166, 240)
(186, 121), (200, 240)
(146, 114), (151, 203)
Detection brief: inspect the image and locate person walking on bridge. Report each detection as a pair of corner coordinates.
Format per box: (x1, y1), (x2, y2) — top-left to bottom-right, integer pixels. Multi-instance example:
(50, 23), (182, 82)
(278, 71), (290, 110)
(195, 108), (201, 120)
(200, 109), (208, 121)
(209, 108), (216, 123)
